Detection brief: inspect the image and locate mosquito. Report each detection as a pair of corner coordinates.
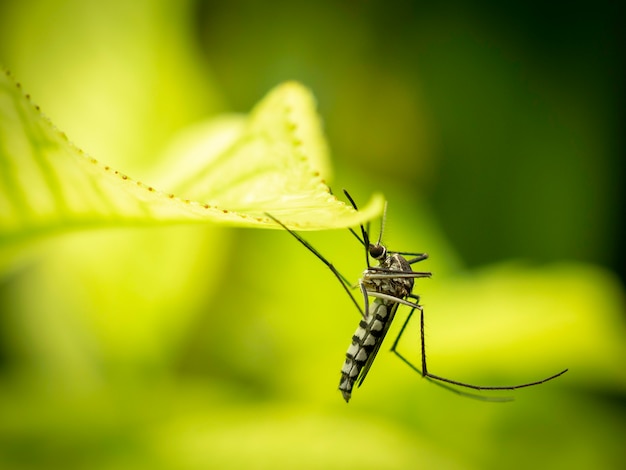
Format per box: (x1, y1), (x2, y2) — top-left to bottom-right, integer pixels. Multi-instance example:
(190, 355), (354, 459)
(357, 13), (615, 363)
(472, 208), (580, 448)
(267, 191), (568, 402)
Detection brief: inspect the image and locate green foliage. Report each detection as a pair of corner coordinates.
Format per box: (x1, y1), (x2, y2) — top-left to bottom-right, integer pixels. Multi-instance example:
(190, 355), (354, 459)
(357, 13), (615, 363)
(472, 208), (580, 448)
(0, 70), (383, 268)
(0, 1), (624, 469)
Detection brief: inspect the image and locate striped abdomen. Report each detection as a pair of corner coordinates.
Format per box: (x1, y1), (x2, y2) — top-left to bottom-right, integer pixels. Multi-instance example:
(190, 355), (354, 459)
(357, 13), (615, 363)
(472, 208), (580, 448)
(339, 299), (398, 402)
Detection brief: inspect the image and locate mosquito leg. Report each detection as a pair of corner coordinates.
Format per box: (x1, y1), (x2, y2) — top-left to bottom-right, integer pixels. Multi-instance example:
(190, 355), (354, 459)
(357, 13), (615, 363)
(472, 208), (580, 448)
(390, 304), (418, 366)
(348, 227), (365, 246)
(390, 304), (512, 401)
(419, 307), (429, 375)
(417, 305), (569, 391)
(406, 293), (421, 300)
(424, 367), (569, 391)
(365, 269), (431, 280)
(266, 212), (364, 316)
(388, 303), (429, 376)
(367, 291), (420, 309)
(343, 190), (374, 269)
(359, 280), (370, 319)
(393, 252), (429, 264)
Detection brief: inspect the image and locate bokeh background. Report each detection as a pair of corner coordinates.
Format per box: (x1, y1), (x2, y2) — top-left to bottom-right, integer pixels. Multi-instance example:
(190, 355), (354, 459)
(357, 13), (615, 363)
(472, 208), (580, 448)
(1, 0), (625, 469)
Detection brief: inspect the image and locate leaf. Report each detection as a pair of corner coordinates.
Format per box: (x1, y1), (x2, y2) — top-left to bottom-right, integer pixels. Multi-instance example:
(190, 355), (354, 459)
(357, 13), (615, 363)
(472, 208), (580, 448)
(0, 70), (384, 252)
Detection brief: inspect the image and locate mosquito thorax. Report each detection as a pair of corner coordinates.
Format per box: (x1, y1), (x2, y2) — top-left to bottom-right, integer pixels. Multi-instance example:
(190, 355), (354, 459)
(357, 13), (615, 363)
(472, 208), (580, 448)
(368, 243), (386, 260)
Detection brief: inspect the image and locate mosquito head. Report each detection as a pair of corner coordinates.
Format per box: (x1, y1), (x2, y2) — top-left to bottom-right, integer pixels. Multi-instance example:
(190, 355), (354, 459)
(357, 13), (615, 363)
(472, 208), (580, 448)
(368, 242), (387, 261)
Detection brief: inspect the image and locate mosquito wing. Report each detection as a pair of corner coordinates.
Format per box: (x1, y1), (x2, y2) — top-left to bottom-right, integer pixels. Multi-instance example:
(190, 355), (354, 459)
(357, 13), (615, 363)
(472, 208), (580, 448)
(356, 300), (400, 388)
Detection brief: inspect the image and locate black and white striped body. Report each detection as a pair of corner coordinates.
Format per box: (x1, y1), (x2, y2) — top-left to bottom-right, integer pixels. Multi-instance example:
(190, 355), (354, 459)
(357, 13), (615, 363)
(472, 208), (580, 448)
(339, 253), (414, 402)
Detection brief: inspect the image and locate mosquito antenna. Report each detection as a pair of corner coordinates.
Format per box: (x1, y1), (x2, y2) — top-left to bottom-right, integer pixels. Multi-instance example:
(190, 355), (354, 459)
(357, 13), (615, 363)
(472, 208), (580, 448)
(376, 201), (387, 246)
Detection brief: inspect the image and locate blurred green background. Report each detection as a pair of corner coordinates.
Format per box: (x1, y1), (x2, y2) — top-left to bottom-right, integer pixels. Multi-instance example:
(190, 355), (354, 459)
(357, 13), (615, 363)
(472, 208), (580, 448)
(1, 0), (625, 469)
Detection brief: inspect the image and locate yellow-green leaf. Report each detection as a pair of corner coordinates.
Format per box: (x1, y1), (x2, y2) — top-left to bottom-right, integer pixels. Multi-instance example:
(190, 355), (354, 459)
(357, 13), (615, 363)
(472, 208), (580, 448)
(0, 70), (384, 253)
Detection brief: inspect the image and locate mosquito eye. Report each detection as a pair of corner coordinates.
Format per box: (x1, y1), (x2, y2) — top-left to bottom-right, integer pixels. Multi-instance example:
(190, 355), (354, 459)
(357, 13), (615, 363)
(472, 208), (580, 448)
(369, 244), (385, 259)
